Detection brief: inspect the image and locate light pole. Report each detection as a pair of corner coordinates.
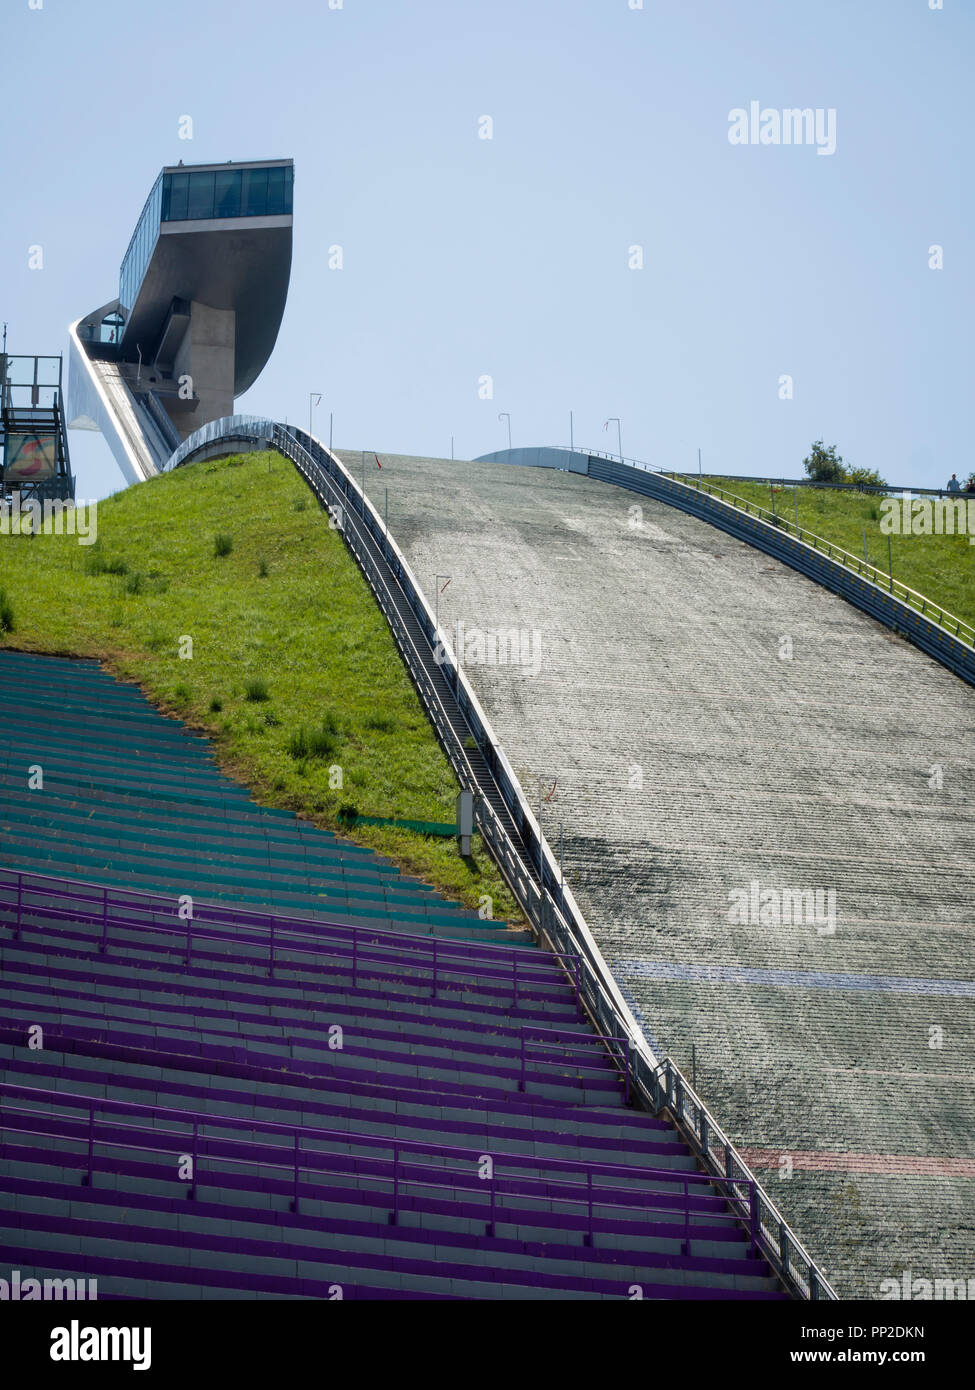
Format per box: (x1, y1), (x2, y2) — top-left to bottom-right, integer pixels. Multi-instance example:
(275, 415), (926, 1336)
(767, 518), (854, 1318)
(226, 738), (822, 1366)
(498, 412), (512, 450)
(309, 392), (322, 439)
(605, 417), (622, 462)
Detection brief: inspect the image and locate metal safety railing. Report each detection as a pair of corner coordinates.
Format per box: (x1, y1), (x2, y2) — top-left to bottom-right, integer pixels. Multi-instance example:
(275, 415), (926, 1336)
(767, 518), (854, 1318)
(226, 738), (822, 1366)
(545, 445), (973, 647)
(543, 443), (665, 475)
(669, 472), (975, 500)
(161, 417), (839, 1300)
(0, 1082), (752, 1261)
(661, 473), (975, 648)
(0, 867), (575, 1009)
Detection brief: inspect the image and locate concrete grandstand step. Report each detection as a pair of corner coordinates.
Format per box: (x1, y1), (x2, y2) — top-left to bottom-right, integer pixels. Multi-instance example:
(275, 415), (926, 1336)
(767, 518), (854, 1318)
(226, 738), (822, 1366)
(0, 1201), (778, 1297)
(1, 1174), (760, 1271)
(0, 647), (784, 1300)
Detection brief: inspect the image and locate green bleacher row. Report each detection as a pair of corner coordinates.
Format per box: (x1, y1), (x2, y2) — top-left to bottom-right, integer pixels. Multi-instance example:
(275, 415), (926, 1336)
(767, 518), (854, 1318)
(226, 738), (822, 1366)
(0, 651), (528, 945)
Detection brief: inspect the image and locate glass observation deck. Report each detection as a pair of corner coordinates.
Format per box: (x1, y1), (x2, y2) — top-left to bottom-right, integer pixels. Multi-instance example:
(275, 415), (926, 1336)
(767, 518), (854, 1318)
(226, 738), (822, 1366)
(118, 161), (294, 313)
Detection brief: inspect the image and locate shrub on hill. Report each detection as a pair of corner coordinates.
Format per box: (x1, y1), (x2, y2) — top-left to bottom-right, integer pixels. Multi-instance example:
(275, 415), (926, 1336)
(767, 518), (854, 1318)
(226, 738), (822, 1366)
(0, 587), (14, 634)
(844, 465), (887, 488)
(288, 712), (341, 760)
(802, 440), (886, 488)
(84, 546), (129, 576)
(803, 440), (845, 483)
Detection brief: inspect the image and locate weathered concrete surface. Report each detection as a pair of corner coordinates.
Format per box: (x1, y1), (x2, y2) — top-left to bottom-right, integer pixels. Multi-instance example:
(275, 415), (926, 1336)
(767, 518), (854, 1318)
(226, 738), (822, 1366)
(342, 448), (975, 1299)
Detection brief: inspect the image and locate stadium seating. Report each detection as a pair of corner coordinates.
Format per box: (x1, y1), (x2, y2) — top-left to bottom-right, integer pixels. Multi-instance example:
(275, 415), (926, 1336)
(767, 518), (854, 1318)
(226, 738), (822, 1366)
(0, 650), (521, 944)
(0, 650), (785, 1298)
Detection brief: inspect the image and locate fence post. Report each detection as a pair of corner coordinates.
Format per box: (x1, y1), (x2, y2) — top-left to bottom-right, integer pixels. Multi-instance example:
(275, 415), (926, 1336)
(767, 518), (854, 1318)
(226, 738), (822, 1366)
(14, 873), (22, 941)
(574, 953), (581, 1016)
(779, 1220), (791, 1278)
(586, 1168), (593, 1247)
(622, 1037), (631, 1105)
(888, 535), (893, 592)
(512, 951), (518, 1011)
(100, 886), (108, 955)
(351, 930), (357, 989)
(83, 1104), (95, 1186)
(683, 1178), (690, 1256)
(389, 1143), (399, 1225)
(431, 938), (437, 1001)
(749, 1181), (759, 1253)
(189, 1122), (198, 1200)
(292, 1131), (300, 1214)
(519, 1033), (526, 1092)
(268, 916), (275, 978)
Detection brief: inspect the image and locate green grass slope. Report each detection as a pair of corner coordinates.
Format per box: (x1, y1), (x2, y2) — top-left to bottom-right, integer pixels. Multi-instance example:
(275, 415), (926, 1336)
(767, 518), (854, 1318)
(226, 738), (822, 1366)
(0, 450), (521, 923)
(700, 478), (975, 630)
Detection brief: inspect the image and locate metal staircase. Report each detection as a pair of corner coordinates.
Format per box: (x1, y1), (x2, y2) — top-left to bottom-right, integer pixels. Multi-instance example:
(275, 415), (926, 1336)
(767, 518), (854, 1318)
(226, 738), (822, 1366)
(0, 350), (73, 502)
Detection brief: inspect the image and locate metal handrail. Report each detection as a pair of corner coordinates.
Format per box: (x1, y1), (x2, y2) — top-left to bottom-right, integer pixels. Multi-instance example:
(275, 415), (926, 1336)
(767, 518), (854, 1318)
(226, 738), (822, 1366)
(664, 473), (975, 648)
(519, 1027), (631, 1103)
(669, 472), (975, 500)
(547, 447), (973, 501)
(0, 867), (572, 1006)
(162, 417), (839, 1300)
(0, 1083), (748, 1261)
(543, 444), (665, 475)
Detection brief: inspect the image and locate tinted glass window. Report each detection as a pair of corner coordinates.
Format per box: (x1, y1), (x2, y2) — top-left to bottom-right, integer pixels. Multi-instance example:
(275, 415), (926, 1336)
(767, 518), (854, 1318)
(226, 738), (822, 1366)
(242, 168), (268, 216)
(119, 175), (163, 311)
(160, 166), (290, 223)
(214, 169), (241, 217)
(166, 173), (189, 221)
(266, 166), (286, 215)
(186, 171), (215, 220)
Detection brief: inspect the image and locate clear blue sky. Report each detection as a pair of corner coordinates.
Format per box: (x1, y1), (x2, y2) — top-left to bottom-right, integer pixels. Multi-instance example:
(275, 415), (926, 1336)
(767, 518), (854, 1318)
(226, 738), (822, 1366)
(2, 0), (971, 499)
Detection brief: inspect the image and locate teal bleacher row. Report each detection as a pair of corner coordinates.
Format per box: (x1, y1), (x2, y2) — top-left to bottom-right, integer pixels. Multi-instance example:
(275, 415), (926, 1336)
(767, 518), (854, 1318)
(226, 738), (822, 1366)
(0, 648), (785, 1298)
(0, 649), (526, 944)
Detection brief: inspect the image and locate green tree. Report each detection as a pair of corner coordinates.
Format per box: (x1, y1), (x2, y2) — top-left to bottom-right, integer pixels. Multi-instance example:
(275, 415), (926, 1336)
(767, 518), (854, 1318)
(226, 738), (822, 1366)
(844, 464), (887, 488)
(803, 440), (845, 483)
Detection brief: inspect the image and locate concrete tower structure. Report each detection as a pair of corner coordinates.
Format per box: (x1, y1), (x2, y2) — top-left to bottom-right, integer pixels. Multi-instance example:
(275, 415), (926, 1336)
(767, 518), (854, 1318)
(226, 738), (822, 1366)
(67, 159), (293, 484)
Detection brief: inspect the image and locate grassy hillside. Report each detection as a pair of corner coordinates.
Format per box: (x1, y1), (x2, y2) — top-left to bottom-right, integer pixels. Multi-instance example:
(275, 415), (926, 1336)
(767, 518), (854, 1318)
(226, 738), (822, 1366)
(700, 478), (975, 630)
(0, 450), (521, 923)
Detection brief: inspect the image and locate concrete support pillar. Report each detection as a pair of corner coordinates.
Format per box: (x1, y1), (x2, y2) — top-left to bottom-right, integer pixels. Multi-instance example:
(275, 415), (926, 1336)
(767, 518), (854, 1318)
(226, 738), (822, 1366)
(166, 301), (236, 440)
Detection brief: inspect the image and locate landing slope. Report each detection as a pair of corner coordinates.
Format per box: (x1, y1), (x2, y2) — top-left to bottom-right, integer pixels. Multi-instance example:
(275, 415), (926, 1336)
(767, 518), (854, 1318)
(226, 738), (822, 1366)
(346, 448), (975, 1298)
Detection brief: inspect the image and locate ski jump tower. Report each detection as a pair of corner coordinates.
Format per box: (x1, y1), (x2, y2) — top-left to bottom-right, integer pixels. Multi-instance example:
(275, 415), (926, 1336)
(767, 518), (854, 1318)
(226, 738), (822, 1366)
(67, 158), (294, 485)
